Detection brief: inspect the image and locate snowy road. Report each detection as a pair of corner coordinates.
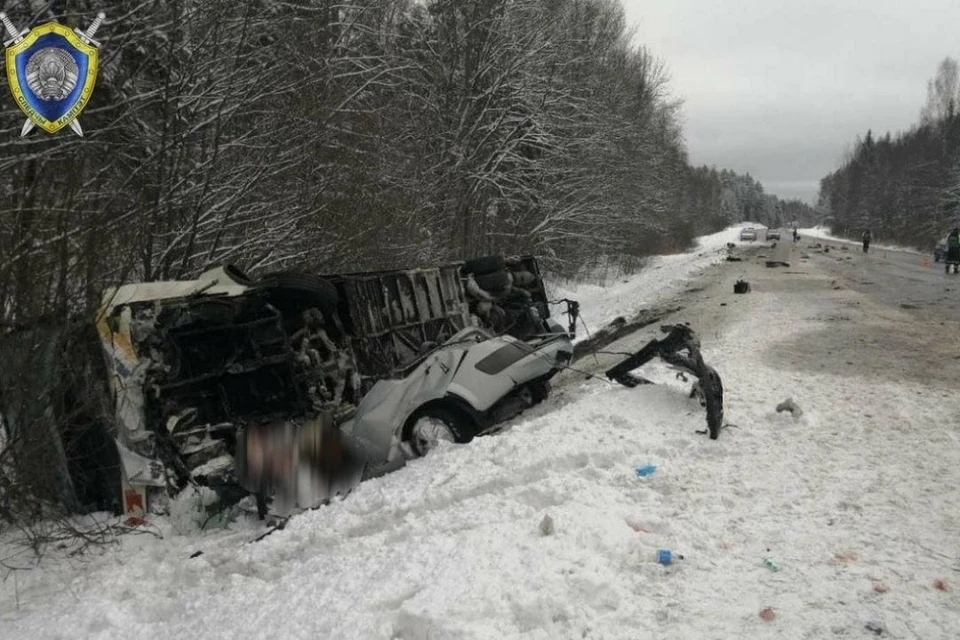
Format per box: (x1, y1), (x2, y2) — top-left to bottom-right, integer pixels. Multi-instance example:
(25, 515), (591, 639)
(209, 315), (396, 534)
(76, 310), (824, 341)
(3, 233), (960, 640)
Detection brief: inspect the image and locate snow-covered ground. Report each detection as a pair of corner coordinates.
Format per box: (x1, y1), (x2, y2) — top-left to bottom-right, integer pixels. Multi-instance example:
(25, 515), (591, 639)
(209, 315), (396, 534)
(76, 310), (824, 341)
(548, 225), (761, 340)
(802, 226), (925, 255)
(3, 227), (960, 640)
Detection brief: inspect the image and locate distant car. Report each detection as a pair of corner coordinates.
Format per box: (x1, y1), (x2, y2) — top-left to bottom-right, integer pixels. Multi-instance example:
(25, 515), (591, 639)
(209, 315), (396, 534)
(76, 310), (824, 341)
(934, 238), (947, 262)
(766, 228), (781, 240)
(740, 227), (758, 241)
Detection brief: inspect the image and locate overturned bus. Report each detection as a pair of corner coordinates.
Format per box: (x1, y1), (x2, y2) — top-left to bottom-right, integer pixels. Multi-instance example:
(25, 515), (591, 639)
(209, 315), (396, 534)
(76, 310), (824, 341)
(0, 256), (576, 517)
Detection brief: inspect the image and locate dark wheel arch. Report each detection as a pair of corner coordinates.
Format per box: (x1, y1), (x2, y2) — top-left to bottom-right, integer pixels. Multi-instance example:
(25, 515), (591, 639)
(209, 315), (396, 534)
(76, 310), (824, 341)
(403, 401), (477, 456)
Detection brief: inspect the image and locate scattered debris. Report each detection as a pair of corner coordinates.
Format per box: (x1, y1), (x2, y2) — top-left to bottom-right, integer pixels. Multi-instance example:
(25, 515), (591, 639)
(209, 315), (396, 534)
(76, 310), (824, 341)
(539, 514), (555, 536)
(800, 252), (811, 259)
(657, 549), (683, 565)
(832, 551), (858, 565)
(635, 464), (658, 477)
(763, 557), (781, 572)
(726, 255), (743, 262)
(759, 607), (776, 622)
(900, 303), (920, 310)
(864, 621), (885, 636)
(934, 579), (949, 592)
(775, 398), (803, 418)
(873, 581), (889, 593)
(733, 279), (751, 294)
(765, 260), (790, 268)
(189, 550), (204, 559)
(824, 246), (830, 253)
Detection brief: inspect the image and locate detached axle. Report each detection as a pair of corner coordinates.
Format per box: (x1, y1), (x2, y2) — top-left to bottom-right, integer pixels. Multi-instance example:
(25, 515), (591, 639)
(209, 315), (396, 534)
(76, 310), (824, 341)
(605, 324), (724, 439)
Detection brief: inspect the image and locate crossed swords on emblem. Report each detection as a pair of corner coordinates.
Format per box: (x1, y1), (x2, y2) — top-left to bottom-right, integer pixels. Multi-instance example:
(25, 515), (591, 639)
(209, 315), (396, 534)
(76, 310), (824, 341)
(0, 11), (104, 137)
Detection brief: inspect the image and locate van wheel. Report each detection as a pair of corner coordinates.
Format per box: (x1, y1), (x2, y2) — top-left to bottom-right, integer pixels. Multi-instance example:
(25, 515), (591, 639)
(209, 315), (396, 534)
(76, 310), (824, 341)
(407, 406), (473, 457)
(463, 255), (505, 276)
(474, 270), (510, 292)
(253, 272), (340, 328)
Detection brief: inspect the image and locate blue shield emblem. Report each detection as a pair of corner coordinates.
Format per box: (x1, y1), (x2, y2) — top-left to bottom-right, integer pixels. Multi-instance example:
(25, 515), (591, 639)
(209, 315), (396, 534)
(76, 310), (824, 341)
(4, 22), (99, 134)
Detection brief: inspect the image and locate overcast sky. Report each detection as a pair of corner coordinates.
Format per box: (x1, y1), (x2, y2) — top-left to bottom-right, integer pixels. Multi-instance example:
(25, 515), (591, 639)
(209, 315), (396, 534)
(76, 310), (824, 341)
(623, 0), (960, 203)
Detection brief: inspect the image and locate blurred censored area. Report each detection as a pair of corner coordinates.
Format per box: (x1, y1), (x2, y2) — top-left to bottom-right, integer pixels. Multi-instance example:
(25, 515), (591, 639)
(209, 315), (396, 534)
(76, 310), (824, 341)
(238, 416), (360, 510)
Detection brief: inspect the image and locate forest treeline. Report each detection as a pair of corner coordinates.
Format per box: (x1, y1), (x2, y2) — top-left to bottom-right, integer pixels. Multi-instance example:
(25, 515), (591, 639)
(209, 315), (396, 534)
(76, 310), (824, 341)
(818, 57), (960, 246)
(0, 0), (808, 327)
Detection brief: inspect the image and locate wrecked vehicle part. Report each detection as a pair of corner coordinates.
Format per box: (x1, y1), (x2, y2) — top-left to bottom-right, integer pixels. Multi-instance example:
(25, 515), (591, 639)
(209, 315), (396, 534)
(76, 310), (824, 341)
(605, 325), (724, 439)
(97, 266), (352, 513)
(235, 325), (573, 507)
(341, 326), (573, 471)
(15, 255), (575, 518)
(463, 255), (569, 342)
(330, 264), (472, 383)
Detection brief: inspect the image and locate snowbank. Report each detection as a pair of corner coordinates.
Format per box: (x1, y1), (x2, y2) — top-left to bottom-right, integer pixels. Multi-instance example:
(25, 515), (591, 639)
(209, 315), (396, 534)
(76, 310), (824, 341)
(548, 225), (753, 340)
(802, 226), (925, 255)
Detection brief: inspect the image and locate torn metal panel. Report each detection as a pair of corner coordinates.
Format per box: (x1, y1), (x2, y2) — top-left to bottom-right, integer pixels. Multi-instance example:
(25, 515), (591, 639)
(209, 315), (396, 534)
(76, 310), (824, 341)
(333, 266), (471, 379)
(605, 324), (724, 439)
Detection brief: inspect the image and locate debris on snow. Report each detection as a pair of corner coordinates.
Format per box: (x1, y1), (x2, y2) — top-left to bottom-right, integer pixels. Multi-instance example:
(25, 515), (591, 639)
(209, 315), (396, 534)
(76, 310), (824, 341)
(656, 549), (680, 565)
(759, 607), (776, 621)
(776, 397), (803, 418)
(831, 551), (858, 565)
(635, 464), (658, 477)
(734, 279), (751, 293)
(539, 514), (555, 536)
(865, 621), (885, 635)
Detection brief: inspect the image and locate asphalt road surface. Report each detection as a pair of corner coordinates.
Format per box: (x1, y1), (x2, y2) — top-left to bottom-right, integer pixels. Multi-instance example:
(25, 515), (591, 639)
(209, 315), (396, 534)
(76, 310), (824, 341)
(800, 235), (960, 324)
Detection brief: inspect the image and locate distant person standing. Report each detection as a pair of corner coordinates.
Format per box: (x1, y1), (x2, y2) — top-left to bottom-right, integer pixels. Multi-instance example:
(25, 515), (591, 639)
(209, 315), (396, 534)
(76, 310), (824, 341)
(947, 227), (960, 274)
(792, 227), (799, 242)
(862, 229), (872, 253)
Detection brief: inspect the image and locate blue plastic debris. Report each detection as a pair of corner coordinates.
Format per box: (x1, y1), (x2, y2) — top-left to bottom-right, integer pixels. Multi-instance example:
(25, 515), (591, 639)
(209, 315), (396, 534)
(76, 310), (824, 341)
(635, 464), (658, 477)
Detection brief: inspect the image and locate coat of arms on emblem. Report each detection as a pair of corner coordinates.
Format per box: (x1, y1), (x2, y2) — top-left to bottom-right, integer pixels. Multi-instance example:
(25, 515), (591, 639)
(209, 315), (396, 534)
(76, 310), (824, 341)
(0, 11), (104, 137)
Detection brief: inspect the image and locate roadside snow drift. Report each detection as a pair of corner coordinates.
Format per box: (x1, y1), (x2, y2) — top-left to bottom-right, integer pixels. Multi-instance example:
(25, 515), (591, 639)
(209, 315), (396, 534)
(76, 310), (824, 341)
(803, 226), (925, 255)
(548, 226), (754, 340)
